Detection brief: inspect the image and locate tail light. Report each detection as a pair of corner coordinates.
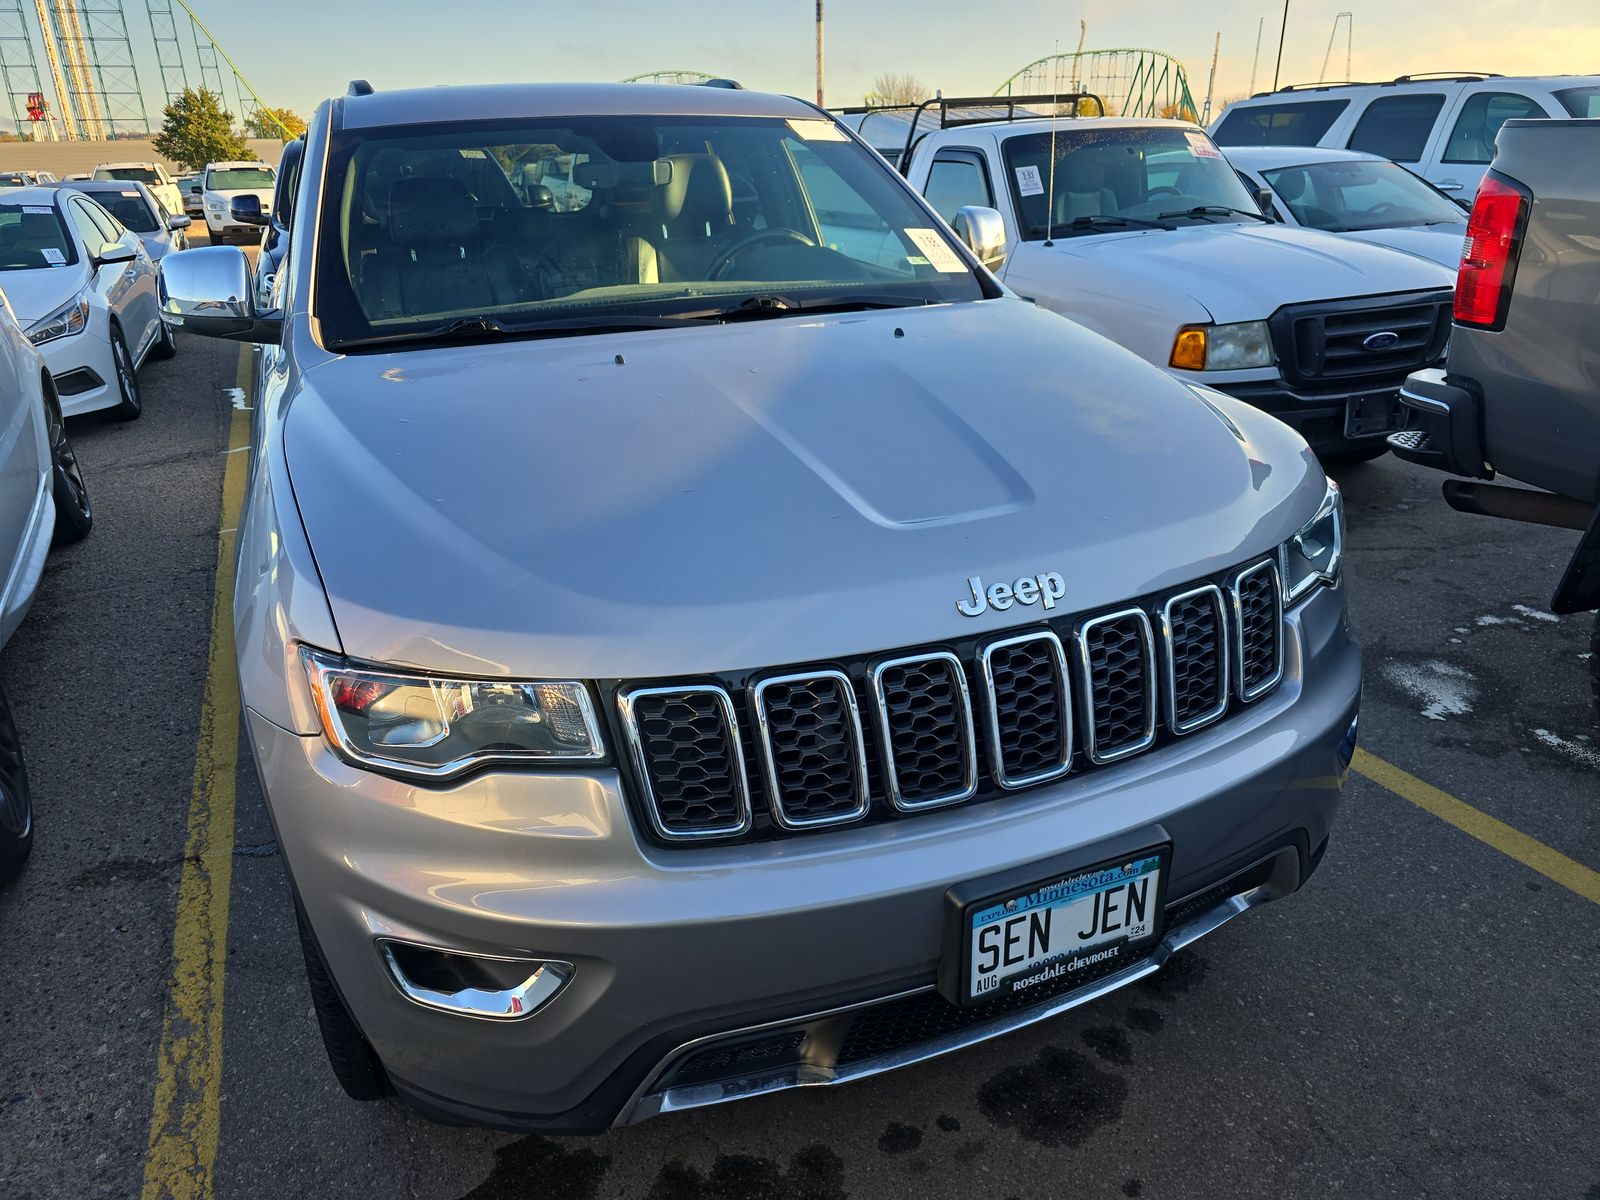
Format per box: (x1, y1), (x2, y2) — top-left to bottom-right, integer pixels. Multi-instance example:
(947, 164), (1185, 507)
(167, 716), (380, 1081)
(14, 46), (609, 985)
(1453, 173), (1530, 330)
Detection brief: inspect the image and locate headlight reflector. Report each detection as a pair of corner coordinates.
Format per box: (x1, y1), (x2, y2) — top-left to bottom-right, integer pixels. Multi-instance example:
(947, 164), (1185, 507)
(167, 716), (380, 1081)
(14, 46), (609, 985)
(302, 649), (605, 778)
(1280, 478), (1343, 604)
(25, 291), (90, 345)
(1169, 320), (1275, 371)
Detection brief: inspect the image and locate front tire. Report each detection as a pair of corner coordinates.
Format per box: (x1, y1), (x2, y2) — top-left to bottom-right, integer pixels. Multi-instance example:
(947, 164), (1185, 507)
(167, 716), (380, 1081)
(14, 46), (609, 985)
(1589, 612), (1600, 718)
(148, 315), (177, 361)
(0, 683), (33, 885)
(295, 904), (393, 1101)
(44, 382), (92, 545)
(106, 324), (142, 421)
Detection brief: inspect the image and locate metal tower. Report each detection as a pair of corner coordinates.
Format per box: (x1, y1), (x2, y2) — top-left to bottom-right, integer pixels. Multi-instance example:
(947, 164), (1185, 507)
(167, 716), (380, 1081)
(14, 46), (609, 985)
(144, 0), (186, 101)
(996, 48), (1199, 121)
(48, 0), (148, 137)
(1, 0), (48, 137)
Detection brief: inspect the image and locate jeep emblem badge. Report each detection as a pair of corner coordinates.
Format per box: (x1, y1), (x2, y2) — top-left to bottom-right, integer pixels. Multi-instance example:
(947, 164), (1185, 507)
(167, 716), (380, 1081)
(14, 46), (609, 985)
(957, 572), (1066, 617)
(1362, 331), (1401, 352)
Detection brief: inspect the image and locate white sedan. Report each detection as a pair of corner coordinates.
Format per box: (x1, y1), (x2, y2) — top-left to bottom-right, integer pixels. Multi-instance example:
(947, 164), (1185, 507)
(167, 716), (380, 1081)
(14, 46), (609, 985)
(1225, 146), (1469, 269)
(0, 287), (94, 881)
(0, 185), (171, 419)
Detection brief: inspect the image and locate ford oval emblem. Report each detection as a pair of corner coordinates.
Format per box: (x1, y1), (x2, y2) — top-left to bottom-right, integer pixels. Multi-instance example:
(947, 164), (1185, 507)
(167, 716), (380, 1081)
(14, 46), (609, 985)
(1363, 331), (1401, 352)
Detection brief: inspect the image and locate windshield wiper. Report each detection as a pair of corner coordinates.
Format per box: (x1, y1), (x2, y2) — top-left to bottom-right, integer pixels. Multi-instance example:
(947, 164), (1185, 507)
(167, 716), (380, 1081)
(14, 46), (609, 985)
(691, 293), (933, 322)
(1156, 204), (1272, 223)
(330, 312), (716, 352)
(1038, 215), (1174, 237)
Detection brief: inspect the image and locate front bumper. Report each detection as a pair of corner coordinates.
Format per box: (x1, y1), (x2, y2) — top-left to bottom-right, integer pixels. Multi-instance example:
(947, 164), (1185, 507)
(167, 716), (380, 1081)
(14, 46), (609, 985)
(1210, 376), (1419, 454)
(38, 324), (119, 419)
(249, 583), (1360, 1132)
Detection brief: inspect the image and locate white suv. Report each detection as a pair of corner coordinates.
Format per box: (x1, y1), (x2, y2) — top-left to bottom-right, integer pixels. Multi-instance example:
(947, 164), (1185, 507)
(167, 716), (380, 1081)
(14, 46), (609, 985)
(92, 161), (184, 217)
(1210, 73), (1600, 199)
(199, 160), (276, 243)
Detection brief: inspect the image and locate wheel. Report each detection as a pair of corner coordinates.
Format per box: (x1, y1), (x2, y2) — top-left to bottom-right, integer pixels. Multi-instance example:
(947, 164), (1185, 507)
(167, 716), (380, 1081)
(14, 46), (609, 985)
(43, 382), (91, 545)
(295, 904), (392, 1101)
(148, 314), (177, 361)
(0, 683), (33, 885)
(106, 324), (142, 421)
(1590, 612), (1600, 717)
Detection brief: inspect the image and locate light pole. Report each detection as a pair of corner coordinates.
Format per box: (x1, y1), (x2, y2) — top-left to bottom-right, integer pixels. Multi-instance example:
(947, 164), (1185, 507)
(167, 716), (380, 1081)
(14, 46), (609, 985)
(1272, 0), (1290, 91)
(815, 0), (825, 106)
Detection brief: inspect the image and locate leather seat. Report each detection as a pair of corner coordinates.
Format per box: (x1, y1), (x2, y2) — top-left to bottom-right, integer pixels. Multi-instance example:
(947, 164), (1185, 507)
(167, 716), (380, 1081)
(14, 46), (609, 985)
(648, 154), (736, 282)
(358, 177), (527, 319)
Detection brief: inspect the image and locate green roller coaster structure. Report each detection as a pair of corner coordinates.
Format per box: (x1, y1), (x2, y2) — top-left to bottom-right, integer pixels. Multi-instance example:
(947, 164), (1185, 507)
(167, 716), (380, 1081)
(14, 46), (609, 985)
(996, 49), (1197, 120)
(620, 70), (717, 85)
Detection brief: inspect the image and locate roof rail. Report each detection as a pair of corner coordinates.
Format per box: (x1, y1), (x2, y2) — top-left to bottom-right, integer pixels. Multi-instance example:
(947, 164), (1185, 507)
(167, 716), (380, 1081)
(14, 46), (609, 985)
(347, 79), (374, 97)
(1261, 71), (1501, 96)
(895, 92), (1105, 175)
(699, 77), (743, 89)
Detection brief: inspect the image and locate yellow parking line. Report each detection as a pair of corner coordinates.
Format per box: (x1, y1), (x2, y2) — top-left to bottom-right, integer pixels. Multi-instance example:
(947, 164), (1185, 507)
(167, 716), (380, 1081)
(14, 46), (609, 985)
(1353, 748), (1600, 906)
(140, 345), (252, 1200)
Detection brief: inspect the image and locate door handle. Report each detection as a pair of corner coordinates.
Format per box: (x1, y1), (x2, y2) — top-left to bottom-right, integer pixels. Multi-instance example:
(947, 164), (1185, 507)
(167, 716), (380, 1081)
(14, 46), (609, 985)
(1436, 181), (1464, 192)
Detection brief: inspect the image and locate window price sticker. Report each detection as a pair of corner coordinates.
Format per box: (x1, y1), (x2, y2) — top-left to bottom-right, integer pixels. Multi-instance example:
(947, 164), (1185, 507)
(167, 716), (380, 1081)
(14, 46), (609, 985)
(23, 205), (52, 215)
(1184, 131), (1222, 158)
(41, 247), (65, 265)
(904, 227), (967, 272)
(1015, 164), (1045, 196)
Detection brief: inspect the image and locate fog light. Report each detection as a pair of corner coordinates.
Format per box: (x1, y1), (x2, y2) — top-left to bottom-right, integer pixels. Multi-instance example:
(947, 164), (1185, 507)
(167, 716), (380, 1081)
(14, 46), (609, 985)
(378, 940), (572, 1020)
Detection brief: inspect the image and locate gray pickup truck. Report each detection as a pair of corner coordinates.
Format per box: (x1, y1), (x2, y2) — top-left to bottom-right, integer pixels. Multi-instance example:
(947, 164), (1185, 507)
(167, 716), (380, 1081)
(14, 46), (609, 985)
(1392, 117), (1600, 704)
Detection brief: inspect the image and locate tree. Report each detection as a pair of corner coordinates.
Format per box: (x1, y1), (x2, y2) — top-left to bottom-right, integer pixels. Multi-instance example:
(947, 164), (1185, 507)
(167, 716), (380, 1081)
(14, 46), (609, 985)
(865, 72), (928, 107)
(152, 88), (247, 171)
(245, 106), (306, 141)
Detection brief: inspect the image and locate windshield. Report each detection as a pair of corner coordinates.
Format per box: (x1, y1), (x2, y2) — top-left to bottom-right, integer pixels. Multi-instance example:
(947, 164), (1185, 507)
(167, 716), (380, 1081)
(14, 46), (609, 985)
(1002, 126), (1259, 238)
(0, 203), (77, 271)
(314, 114), (986, 348)
(1261, 159), (1464, 232)
(1555, 85), (1600, 118)
(86, 188), (160, 233)
(207, 167), (274, 191)
(96, 166), (160, 184)
(0, 174), (27, 187)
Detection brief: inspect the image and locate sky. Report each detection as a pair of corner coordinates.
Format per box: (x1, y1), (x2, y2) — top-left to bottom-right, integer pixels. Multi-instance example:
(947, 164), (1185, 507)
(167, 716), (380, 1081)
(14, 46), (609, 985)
(10, 0), (1600, 131)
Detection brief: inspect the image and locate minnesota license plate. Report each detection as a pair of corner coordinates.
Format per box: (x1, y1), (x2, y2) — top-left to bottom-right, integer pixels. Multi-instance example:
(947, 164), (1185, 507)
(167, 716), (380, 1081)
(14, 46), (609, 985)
(942, 847), (1170, 1007)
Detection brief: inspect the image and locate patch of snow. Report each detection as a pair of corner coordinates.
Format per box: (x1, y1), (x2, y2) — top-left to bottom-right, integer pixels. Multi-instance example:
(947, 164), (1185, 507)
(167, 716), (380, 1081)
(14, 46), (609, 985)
(1383, 660), (1476, 722)
(1475, 614), (1523, 626)
(223, 387), (249, 410)
(1531, 728), (1600, 770)
(1511, 604), (1559, 624)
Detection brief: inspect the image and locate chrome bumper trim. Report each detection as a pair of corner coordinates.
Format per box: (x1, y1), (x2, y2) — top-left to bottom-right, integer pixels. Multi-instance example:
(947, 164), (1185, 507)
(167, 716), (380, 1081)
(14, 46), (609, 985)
(616, 845), (1300, 1126)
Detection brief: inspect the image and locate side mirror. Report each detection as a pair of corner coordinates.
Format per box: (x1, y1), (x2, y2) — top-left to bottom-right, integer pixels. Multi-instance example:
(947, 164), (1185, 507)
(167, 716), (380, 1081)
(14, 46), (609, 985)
(159, 245), (282, 344)
(952, 205), (1007, 271)
(230, 194), (269, 227)
(96, 242), (137, 265)
(167, 214), (192, 231)
(188, 185), (202, 195)
(1253, 187), (1277, 219)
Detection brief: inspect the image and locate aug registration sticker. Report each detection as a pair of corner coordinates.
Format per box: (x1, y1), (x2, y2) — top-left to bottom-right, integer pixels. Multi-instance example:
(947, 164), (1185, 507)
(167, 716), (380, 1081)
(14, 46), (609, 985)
(965, 852), (1165, 1003)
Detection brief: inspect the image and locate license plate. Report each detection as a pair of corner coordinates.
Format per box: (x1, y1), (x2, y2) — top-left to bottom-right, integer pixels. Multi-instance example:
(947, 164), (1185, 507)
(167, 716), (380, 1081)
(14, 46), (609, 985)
(1345, 392), (1404, 438)
(941, 846), (1170, 1006)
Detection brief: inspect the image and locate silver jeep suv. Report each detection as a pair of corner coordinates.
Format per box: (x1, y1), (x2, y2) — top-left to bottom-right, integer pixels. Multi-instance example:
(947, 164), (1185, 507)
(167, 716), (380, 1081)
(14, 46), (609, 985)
(160, 80), (1361, 1132)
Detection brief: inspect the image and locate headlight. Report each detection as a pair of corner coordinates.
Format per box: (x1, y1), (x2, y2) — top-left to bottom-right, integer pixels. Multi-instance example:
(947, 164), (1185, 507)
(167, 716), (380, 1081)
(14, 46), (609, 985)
(301, 649), (606, 779)
(1169, 320), (1276, 371)
(1280, 478), (1343, 604)
(25, 291), (90, 345)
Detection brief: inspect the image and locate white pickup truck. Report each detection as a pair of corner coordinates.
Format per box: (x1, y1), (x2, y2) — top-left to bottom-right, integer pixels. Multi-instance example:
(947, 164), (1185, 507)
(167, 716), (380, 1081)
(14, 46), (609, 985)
(885, 95), (1458, 460)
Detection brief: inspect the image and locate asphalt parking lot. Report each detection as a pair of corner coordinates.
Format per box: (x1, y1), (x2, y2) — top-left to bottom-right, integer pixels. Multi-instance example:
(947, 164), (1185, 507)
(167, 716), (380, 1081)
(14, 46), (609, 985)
(1, 312), (1597, 1198)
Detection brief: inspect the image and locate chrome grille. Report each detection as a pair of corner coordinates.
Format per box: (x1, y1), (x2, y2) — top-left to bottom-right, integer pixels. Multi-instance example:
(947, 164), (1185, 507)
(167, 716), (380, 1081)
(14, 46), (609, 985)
(1076, 609), (1157, 763)
(1232, 561), (1284, 701)
(871, 652), (978, 810)
(1161, 585), (1229, 733)
(618, 686), (751, 840)
(752, 671), (870, 829)
(619, 558), (1288, 843)
(980, 632), (1072, 788)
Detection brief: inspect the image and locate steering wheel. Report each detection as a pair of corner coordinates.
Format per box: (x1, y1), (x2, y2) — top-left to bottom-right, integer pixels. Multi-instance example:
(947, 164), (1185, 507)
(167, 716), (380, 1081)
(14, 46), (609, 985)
(1145, 185), (1183, 198)
(1363, 202), (1405, 218)
(707, 227), (816, 280)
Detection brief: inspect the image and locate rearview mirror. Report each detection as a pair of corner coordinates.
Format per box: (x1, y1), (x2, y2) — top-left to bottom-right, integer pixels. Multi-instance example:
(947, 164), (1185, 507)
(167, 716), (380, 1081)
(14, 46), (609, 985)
(166, 214), (192, 231)
(952, 205), (1007, 271)
(96, 242), (137, 265)
(159, 245), (281, 344)
(1252, 187), (1277, 219)
(230, 194), (269, 227)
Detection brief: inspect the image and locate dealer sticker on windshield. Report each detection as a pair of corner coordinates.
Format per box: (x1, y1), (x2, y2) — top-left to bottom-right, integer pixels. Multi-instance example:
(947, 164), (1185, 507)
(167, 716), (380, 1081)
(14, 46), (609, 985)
(903, 227), (967, 272)
(1184, 131), (1222, 158)
(1014, 164), (1045, 196)
(41, 248), (65, 265)
(943, 847), (1169, 1006)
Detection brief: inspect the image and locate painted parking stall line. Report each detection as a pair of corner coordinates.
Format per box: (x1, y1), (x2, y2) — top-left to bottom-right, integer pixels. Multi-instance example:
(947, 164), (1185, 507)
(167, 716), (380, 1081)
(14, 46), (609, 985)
(140, 345), (251, 1200)
(1353, 748), (1600, 906)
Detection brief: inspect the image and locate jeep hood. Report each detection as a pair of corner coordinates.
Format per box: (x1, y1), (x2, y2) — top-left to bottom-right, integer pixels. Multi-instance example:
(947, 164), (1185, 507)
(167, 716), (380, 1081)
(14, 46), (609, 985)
(1018, 221), (1456, 324)
(285, 299), (1323, 680)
